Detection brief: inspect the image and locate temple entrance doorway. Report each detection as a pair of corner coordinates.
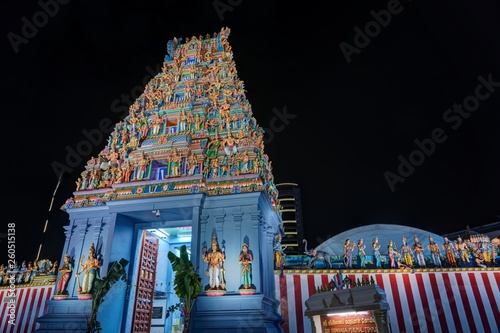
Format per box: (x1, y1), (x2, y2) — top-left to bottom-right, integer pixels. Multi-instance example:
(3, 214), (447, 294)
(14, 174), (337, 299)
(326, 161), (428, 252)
(142, 226), (192, 333)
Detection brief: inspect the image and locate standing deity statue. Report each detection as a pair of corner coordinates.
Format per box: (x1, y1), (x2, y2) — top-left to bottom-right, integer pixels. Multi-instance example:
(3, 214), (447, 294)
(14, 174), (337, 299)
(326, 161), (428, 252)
(412, 235), (426, 268)
(239, 243), (253, 290)
(135, 152), (149, 180)
(76, 243), (100, 295)
(55, 254), (72, 295)
(372, 238), (382, 269)
(387, 240), (397, 268)
(400, 237), (414, 268)
(357, 239), (366, 269)
(343, 239), (355, 269)
(442, 236), (458, 268)
(427, 235), (442, 268)
(456, 237), (471, 267)
(202, 236), (226, 290)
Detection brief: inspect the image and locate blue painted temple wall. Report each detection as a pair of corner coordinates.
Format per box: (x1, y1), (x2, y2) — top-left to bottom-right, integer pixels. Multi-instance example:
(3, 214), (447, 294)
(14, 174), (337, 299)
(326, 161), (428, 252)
(59, 191), (281, 332)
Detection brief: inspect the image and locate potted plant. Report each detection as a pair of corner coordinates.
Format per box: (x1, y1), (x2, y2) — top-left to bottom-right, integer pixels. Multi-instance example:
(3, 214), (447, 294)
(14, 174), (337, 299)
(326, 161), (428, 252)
(86, 258), (129, 333)
(167, 245), (202, 333)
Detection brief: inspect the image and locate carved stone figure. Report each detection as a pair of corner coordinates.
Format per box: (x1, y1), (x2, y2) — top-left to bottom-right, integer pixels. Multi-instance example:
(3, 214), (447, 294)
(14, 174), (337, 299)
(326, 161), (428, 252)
(303, 239), (332, 269)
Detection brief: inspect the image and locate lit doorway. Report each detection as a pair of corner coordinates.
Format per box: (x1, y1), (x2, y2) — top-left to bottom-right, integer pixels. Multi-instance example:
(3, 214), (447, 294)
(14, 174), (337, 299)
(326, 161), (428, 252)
(146, 226), (192, 333)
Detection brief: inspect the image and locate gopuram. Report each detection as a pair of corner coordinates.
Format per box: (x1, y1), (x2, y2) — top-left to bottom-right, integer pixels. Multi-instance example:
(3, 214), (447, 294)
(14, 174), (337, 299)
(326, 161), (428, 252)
(35, 27), (284, 333)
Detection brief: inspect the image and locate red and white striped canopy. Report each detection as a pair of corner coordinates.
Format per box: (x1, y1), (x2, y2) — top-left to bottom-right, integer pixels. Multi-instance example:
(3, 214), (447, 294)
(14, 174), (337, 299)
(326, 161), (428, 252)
(275, 270), (500, 333)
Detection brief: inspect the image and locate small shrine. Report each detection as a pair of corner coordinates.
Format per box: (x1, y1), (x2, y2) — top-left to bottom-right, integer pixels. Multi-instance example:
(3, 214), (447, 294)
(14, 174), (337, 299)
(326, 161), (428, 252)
(304, 277), (391, 333)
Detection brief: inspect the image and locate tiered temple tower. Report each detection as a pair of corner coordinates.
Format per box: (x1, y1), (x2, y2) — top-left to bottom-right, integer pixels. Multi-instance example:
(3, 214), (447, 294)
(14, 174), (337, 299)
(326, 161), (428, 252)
(35, 27), (284, 333)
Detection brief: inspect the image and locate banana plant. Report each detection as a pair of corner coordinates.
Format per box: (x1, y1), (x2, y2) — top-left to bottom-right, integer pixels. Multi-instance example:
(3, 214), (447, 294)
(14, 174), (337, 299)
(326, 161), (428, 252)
(86, 258), (129, 333)
(167, 245), (202, 333)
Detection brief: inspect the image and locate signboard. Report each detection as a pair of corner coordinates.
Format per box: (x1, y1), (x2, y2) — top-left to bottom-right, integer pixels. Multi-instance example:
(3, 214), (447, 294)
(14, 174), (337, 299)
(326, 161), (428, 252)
(320, 311), (378, 333)
(152, 306), (163, 319)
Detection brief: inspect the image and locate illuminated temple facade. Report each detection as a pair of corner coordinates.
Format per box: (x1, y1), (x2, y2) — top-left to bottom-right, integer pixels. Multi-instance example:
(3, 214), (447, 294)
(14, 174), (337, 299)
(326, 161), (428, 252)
(35, 27), (285, 333)
(22, 27), (499, 333)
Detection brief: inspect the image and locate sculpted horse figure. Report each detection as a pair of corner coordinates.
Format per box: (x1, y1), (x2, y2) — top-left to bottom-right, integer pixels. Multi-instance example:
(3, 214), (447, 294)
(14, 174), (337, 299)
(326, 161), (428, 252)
(303, 239), (332, 269)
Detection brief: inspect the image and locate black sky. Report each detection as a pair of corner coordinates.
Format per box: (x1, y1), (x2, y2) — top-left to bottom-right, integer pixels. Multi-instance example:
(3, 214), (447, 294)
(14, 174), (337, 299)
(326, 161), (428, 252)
(3, 0), (500, 264)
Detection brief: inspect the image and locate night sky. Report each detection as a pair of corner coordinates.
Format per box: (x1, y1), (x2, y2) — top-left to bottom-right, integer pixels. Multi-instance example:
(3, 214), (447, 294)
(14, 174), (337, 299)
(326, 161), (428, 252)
(3, 0), (500, 264)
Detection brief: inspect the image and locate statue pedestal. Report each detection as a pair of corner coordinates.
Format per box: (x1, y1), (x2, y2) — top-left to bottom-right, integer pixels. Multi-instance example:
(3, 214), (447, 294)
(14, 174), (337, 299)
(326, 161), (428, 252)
(53, 294), (69, 301)
(188, 293), (284, 333)
(238, 286), (256, 295)
(34, 298), (91, 332)
(77, 293), (92, 301)
(205, 289), (226, 297)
